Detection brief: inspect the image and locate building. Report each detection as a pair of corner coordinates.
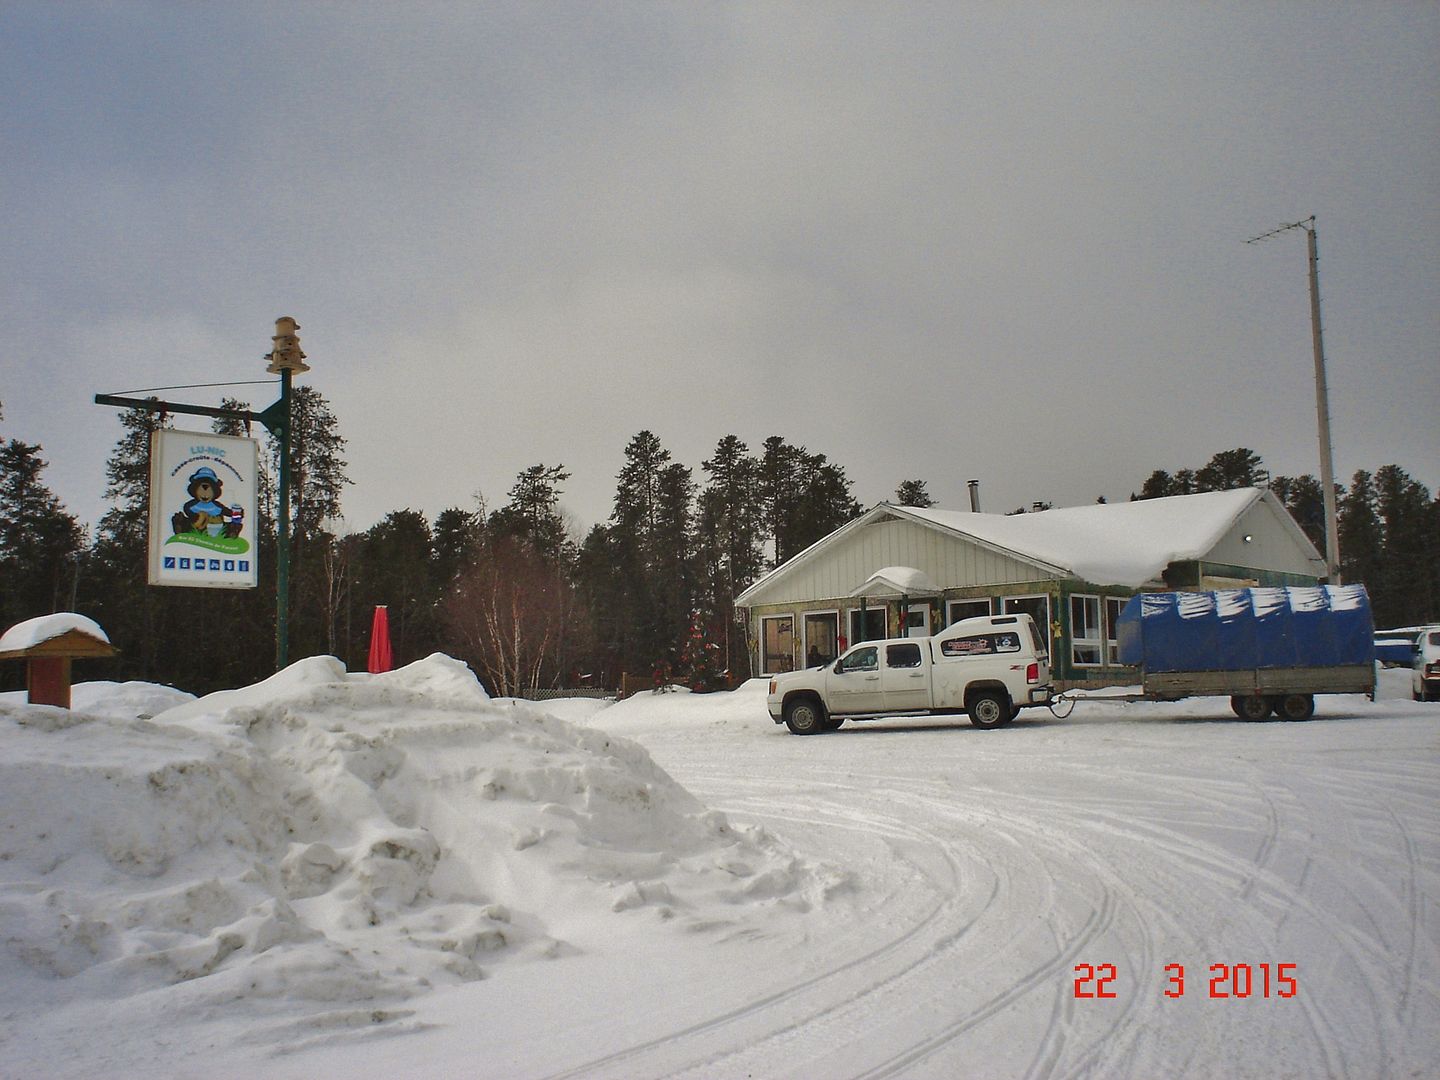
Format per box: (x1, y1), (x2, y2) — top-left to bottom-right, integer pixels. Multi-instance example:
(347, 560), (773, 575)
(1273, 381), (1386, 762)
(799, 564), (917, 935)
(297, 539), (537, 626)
(735, 487), (1326, 688)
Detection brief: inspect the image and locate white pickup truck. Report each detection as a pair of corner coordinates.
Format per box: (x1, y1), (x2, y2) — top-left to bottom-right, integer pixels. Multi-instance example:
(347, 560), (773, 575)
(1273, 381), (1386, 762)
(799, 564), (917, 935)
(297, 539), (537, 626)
(766, 613), (1053, 734)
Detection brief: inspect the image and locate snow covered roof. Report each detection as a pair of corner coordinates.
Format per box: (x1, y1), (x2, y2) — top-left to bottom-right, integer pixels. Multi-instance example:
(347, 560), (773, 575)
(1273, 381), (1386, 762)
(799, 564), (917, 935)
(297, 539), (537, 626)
(0, 613), (111, 656)
(849, 566), (940, 598)
(738, 487), (1316, 603)
(897, 487), (1269, 588)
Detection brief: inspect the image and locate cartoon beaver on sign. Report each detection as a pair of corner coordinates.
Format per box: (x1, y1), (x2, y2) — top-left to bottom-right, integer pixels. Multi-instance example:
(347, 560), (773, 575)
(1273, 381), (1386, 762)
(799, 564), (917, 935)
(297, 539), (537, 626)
(171, 466), (243, 538)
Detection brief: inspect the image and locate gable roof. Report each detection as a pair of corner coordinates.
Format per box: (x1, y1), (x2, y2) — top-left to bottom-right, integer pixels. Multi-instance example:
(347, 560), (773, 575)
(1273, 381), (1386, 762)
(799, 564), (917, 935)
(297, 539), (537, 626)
(737, 487), (1320, 604)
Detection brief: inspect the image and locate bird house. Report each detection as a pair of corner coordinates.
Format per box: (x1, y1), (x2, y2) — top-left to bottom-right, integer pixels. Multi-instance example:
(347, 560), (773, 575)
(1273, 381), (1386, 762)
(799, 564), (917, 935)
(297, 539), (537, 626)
(265, 315), (310, 374)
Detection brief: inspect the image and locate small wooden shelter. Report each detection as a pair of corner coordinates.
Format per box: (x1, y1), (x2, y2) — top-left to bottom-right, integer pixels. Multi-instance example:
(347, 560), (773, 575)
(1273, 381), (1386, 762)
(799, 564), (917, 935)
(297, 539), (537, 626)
(0, 614), (117, 709)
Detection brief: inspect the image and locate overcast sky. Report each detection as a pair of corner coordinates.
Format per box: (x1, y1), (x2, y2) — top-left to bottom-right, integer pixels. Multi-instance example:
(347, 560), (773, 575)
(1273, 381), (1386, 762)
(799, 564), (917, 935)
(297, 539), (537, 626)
(3, 3), (1437, 541)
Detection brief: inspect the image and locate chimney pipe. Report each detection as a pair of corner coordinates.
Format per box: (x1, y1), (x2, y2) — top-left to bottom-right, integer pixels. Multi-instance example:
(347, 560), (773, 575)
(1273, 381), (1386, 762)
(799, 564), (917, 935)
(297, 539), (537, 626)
(967, 479), (981, 513)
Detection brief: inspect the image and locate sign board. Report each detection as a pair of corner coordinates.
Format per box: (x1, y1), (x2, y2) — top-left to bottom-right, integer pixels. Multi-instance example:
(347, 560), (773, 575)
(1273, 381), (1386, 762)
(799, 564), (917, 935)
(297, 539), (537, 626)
(148, 430), (260, 589)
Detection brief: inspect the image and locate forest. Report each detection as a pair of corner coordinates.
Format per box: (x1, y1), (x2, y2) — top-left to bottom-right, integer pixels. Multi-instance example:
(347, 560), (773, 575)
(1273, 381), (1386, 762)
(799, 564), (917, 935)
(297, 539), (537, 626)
(2, 395), (1437, 697)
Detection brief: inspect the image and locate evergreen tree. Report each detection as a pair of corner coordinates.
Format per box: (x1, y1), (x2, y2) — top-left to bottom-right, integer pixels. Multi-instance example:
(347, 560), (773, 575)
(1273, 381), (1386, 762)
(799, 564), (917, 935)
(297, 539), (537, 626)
(758, 437), (862, 565)
(487, 464), (571, 562)
(1339, 470), (1384, 604)
(1134, 468), (1196, 500)
(84, 403), (173, 683)
(652, 460), (697, 660)
(352, 509), (436, 666)
(1374, 465), (1436, 626)
(1195, 448), (1265, 491)
(0, 436), (85, 658)
(574, 522), (629, 685)
(1269, 474), (1328, 552)
(894, 479), (935, 507)
(698, 435), (764, 680)
(433, 506), (483, 591)
(586, 431), (697, 676)
(271, 386), (349, 660)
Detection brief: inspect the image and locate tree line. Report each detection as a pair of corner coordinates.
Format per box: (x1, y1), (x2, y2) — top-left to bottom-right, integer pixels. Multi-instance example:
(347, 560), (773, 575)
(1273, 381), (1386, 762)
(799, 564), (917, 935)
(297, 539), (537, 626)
(2, 399), (1437, 696)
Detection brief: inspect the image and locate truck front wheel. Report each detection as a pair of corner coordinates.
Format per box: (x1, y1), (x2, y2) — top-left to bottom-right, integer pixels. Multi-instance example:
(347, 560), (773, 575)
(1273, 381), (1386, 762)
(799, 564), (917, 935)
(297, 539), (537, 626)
(968, 691), (1011, 729)
(783, 697), (827, 735)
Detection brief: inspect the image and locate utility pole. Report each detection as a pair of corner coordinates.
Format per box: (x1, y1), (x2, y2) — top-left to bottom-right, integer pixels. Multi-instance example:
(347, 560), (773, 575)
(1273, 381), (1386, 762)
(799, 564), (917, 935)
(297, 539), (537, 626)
(1246, 216), (1341, 582)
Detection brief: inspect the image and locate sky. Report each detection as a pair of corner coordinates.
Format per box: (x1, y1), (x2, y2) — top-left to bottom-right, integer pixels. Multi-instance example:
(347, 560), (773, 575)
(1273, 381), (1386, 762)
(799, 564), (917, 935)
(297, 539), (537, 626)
(3, 3), (1437, 540)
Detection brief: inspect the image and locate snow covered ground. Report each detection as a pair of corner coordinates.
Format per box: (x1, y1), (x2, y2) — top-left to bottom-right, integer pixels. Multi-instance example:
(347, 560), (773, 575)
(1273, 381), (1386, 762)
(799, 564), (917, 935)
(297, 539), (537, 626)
(1, 660), (1436, 1079)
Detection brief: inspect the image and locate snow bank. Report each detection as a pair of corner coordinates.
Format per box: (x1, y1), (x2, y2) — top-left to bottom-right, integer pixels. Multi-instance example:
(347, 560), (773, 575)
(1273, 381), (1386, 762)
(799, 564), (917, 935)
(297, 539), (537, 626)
(0, 655), (843, 1041)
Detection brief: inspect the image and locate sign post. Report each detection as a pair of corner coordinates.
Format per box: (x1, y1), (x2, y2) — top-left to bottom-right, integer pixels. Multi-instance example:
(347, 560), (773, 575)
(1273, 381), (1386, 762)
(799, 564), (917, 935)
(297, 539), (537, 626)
(94, 316), (311, 672)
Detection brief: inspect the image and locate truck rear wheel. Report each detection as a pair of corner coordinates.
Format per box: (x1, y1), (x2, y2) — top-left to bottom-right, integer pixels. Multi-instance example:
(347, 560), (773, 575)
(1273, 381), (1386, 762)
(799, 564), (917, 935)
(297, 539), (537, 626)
(968, 691), (1010, 729)
(1272, 694), (1315, 721)
(783, 697), (826, 735)
(1230, 695), (1272, 721)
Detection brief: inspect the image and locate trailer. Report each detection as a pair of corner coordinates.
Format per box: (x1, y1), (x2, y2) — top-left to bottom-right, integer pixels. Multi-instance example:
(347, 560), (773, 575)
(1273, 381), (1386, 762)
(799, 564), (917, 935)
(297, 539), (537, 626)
(1108, 585), (1375, 720)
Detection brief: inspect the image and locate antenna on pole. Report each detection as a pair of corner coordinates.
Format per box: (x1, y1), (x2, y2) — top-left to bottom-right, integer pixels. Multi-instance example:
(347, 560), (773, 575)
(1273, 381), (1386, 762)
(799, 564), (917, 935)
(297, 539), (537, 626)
(1244, 216), (1315, 245)
(1246, 214), (1340, 582)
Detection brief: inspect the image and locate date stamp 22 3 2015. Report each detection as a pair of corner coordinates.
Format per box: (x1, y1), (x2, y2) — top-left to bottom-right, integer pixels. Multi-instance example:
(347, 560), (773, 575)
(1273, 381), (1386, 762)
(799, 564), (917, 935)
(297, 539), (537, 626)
(1074, 963), (1298, 1000)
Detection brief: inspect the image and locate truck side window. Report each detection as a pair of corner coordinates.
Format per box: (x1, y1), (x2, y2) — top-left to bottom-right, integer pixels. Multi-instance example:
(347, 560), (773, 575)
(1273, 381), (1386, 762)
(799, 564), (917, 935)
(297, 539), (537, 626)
(839, 646), (879, 673)
(886, 643), (922, 668)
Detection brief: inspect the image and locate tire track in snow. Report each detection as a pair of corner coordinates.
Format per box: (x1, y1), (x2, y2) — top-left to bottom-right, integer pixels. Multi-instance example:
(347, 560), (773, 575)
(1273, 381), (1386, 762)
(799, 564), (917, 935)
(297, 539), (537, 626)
(540, 789), (973, 1080)
(853, 887), (1120, 1080)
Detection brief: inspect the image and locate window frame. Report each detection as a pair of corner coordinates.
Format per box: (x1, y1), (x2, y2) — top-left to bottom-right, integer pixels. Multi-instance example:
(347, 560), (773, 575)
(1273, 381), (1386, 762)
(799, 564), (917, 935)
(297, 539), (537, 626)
(1070, 594), (1103, 667)
(760, 614), (795, 675)
(1001, 594), (1052, 656)
(802, 609), (841, 667)
(946, 598), (993, 627)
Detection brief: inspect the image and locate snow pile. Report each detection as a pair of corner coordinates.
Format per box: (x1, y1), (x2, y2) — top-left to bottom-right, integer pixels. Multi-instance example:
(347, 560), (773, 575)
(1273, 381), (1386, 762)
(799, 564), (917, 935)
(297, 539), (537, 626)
(0, 656), (843, 1044)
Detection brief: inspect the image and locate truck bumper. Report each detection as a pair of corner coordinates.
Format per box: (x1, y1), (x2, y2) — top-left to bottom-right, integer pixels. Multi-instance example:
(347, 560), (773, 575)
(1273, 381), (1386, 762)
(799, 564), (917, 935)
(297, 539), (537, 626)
(1028, 686), (1054, 706)
(768, 704), (784, 724)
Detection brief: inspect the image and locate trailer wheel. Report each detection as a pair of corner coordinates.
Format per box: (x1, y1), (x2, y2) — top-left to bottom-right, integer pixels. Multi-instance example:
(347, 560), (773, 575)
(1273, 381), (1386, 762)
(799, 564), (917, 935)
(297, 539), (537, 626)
(1272, 694), (1315, 721)
(783, 697), (826, 735)
(1230, 695), (1272, 721)
(968, 691), (1010, 729)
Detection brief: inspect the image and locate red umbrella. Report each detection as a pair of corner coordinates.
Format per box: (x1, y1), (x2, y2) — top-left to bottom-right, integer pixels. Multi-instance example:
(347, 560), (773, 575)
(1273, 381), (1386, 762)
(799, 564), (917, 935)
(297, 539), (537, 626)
(367, 605), (393, 673)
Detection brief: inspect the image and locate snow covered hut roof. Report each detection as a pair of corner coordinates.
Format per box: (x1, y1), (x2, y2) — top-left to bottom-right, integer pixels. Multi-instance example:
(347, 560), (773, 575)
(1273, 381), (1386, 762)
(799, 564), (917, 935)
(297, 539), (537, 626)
(0, 613), (112, 657)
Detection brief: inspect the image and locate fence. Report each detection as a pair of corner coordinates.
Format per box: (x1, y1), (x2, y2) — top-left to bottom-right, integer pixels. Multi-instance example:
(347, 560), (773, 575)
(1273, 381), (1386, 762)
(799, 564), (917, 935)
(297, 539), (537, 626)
(513, 688), (615, 701)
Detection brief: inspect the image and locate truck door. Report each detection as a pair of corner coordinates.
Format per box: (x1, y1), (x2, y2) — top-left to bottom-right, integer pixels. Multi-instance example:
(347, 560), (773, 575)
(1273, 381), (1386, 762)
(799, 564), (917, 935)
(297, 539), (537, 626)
(881, 641), (930, 711)
(827, 644), (885, 713)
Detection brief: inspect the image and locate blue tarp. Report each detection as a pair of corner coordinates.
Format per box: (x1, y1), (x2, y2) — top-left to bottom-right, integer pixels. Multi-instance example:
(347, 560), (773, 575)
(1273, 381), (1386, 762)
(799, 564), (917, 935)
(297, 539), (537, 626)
(1116, 586), (1374, 673)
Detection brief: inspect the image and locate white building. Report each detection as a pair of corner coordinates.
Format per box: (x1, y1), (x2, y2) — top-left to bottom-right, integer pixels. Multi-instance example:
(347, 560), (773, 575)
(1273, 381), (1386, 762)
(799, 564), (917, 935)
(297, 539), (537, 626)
(735, 488), (1326, 688)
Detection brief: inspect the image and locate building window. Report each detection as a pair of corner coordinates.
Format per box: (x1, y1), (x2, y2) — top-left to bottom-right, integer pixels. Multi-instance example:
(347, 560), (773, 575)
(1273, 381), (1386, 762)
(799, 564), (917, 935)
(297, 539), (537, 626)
(1105, 597), (1125, 664)
(1002, 595), (1052, 656)
(803, 611), (840, 667)
(946, 598), (992, 627)
(849, 607), (886, 644)
(1071, 594), (1103, 666)
(762, 615), (794, 674)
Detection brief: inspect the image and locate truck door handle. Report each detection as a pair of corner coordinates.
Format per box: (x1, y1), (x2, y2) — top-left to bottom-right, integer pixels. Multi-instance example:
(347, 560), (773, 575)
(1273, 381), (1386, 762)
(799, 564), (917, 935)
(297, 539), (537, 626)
(864, 675), (879, 681)
(908, 673), (924, 679)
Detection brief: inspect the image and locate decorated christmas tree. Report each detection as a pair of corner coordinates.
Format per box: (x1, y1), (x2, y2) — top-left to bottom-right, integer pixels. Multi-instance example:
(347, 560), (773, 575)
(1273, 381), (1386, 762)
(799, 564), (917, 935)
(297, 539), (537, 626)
(680, 608), (725, 692)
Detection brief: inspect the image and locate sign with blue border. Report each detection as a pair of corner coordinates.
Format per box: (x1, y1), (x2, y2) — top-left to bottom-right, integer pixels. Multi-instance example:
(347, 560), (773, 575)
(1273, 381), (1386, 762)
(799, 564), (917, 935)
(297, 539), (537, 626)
(147, 429), (259, 590)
